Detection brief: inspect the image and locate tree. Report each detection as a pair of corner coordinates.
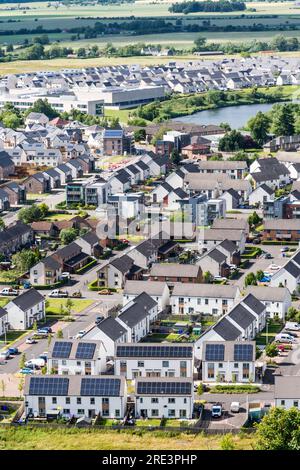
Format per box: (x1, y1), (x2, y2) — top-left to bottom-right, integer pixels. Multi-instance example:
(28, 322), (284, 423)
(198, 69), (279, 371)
(245, 272), (257, 287)
(0, 379), (5, 397)
(247, 111), (270, 146)
(60, 228), (78, 245)
(56, 328), (63, 339)
(194, 36), (207, 51)
(25, 98), (58, 120)
(256, 407), (300, 450)
(2, 112), (22, 130)
(18, 378), (24, 398)
(12, 249), (40, 273)
(32, 320), (38, 333)
(133, 128), (146, 142)
(170, 149), (181, 165)
(18, 204), (43, 224)
(286, 306), (298, 320)
(204, 271), (213, 283)
(265, 342), (278, 358)
(19, 353), (26, 370)
(77, 47), (86, 58)
(248, 211), (261, 227)
(256, 270), (264, 281)
(65, 298), (74, 316)
(271, 104), (295, 136)
(218, 130), (247, 152)
(0, 218), (5, 231)
(39, 203), (49, 218)
(220, 434), (236, 450)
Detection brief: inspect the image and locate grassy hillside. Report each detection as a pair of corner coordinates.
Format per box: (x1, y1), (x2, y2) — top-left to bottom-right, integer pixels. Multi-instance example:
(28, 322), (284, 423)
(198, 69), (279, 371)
(0, 427), (256, 450)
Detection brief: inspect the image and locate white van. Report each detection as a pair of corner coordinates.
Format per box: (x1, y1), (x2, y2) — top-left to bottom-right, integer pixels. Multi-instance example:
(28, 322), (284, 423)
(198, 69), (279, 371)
(285, 322), (300, 332)
(275, 333), (296, 344)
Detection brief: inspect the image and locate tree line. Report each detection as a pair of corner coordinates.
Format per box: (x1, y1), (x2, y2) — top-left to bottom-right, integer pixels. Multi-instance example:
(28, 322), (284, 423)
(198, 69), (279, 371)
(169, 0), (246, 14)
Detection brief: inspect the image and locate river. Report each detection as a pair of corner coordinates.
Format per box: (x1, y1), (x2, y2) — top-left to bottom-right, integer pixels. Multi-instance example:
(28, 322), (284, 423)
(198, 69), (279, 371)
(174, 102), (280, 129)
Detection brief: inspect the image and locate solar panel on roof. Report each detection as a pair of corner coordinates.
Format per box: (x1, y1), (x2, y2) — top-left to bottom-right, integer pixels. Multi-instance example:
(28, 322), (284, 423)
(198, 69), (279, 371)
(137, 381), (191, 395)
(75, 343), (96, 360)
(116, 345), (192, 358)
(80, 378), (121, 397)
(29, 377), (69, 396)
(234, 344), (253, 362)
(52, 341), (72, 359)
(205, 344), (225, 361)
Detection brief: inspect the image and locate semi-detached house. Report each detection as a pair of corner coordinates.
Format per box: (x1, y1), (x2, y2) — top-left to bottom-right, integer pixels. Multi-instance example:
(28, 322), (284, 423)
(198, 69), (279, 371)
(5, 288), (45, 330)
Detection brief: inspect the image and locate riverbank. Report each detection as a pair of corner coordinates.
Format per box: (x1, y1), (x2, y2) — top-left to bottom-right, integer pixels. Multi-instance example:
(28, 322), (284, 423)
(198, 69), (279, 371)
(135, 86), (300, 124)
(0, 426), (256, 450)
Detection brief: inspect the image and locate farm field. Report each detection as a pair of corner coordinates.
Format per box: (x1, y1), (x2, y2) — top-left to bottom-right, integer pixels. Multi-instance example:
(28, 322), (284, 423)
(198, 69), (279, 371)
(0, 426), (256, 450)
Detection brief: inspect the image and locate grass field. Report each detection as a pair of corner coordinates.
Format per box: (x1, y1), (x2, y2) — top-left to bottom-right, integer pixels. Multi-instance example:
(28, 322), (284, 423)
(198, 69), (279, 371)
(46, 298), (94, 315)
(0, 426), (256, 450)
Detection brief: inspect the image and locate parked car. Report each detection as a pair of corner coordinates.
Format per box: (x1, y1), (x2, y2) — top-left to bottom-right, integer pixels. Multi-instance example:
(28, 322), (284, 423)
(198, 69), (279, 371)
(49, 289), (68, 298)
(269, 264), (281, 271)
(280, 247), (289, 253)
(213, 275), (227, 281)
(36, 330), (49, 337)
(95, 316), (104, 324)
(275, 333), (296, 344)
(75, 330), (86, 339)
(0, 350), (10, 360)
(8, 347), (19, 355)
(26, 337), (37, 344)
(72, 291), (82, 298)
(211, 405), (223, 418)
(252, 238), (261, 245)
(264, 253), (273, 259)
(0, 288), (19, 296)
(19, 368), (34, 375)
(25, 358), (45, 368)
(23, 281), (31, 289)
(230, 402), (240, 413)
(98, 289), (112, 295)
(38, 327), (52, 334)
(285, 322), (300, 331)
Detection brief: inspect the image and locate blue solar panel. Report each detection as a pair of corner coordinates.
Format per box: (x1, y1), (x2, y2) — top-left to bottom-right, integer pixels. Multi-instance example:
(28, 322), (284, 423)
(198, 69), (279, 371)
(80, 378), (121, 397)
(205, 344), (225, 361)
(75, 343), (96, 360)
(116, 345), (193, 358)
(137, 381), (192, 395)
(52, 341), (72, 359)
(234, 344), (253, 361)
(29, 377), (69, 396)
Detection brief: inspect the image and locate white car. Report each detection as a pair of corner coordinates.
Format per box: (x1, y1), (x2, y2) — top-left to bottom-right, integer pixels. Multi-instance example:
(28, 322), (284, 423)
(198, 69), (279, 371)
(49, 289), (68, 298)
(230, 402), (240, 413)
(26, 337), (37, 344)
(269, 264), (281, 271)
(75, 330), (86, 339)
(211, 405), (223, 418)
(0, 288), (18, 296)
(214, 276), (227, 281)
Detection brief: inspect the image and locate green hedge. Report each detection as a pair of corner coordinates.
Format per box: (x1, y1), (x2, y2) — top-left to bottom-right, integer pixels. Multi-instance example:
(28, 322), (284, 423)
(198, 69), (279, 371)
(33, 279), (66, 290)
(210, 385), (260, 394)
(261, 240), (298, 245)
(75, 259), (97, 274)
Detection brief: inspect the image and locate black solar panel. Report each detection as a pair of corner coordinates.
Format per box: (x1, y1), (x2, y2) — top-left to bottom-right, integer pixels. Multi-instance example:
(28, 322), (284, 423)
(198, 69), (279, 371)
(116, 345), (193, 358)
(52, 341), (72, 359)
(205, 344), (225, 361)
(137, 381), (192, 395)
(75, 343), (96, 360)
(234, 344), (253, 362)
(29, 377), (69, 396)
(80, 378), (121, 397)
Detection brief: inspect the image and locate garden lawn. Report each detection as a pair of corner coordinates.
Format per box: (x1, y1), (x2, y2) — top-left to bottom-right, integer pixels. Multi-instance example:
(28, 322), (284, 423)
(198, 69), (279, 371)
(0, 297), (9, 308)
(46, 299), (94, 315)
(135, 419), (162, 427)
(255, 321), (283, 346)
(45, 213), (74, 221)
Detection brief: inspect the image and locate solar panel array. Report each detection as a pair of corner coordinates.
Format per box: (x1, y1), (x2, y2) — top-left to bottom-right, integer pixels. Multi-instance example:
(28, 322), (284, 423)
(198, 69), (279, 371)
(234, 344), (253, 361)
(75, 343), (96, 360)
(205, 344), (225, 361)
(137, 381), (192, 395)
(52, 341), (72, 359)
(29, 377), (69, 396)
(80, 378), (121, 397)
(116, 345), (193, 358)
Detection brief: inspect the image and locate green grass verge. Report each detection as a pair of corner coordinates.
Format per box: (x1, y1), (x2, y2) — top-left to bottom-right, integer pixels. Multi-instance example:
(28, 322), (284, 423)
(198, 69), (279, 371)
(46, 299), (94, 315)
(255, 321), (283, 346)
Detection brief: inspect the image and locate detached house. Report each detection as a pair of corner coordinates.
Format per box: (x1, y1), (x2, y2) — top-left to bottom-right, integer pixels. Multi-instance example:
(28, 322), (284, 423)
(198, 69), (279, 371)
(5, 288), (45, 330)
(30, 255), (62, 286)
